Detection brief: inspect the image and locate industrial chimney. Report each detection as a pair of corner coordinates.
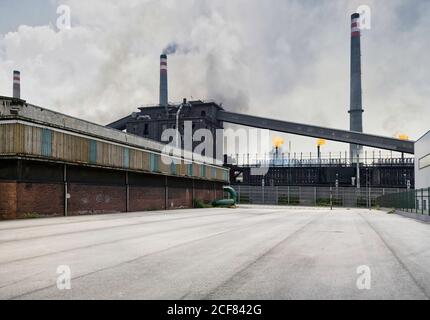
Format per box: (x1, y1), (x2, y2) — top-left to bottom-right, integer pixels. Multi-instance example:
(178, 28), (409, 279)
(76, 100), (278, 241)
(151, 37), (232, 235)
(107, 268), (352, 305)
(349, 13), (364, 162)
(159, 54), (168, 111)
(13, 70), (20, 99)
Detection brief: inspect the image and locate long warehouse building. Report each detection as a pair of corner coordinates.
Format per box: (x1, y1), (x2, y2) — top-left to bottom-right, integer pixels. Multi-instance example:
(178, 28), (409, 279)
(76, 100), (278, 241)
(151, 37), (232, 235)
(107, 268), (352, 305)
(0, 96), (229, 220)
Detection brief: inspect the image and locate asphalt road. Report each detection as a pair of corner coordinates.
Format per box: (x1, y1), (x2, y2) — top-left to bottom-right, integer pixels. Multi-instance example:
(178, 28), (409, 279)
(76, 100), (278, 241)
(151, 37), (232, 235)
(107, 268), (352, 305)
(0, 206), (429, 300)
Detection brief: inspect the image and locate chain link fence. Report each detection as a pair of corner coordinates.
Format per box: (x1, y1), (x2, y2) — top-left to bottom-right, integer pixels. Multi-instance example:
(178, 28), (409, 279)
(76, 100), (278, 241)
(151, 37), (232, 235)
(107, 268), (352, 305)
(376, 188), (430, 215)
(232, 185), (405, 208)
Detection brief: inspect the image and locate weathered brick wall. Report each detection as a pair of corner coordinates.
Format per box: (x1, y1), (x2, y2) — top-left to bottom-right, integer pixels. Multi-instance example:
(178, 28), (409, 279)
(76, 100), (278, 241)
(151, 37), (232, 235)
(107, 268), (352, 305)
(129, 185), (165, 211)
(168, 187), (193, 209)
(16, 183), (64, 218)
(0, 182), (17, 219)
(166, 177), (193, 209)
(68, 184), (127, 216)
(0, 159), (226, 219)
(194, 180), (218, 204)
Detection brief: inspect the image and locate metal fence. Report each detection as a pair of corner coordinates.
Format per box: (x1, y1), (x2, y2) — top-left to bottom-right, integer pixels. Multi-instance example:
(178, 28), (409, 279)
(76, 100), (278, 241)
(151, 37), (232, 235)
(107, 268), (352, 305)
(376, 188), (430, 215)
(226, 151), (414, 168)
(232, 185), (406, 208)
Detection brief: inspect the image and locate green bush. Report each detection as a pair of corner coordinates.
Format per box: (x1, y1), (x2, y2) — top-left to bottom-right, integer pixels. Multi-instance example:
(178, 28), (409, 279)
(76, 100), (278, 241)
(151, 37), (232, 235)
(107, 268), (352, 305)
(20, 212), (42, 219)
(238, 195), (250, 204)
(278, 196), (300, 205)
(193, 199), (212, 208)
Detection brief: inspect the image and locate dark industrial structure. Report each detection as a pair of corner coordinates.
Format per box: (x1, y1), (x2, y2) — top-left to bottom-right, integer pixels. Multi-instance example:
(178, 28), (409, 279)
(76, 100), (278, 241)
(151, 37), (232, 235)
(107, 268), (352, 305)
(124, 100), (223, 156)
(226, 155), (414, 188)
(106, 14), (415, 190)
(108, 39), (413, 155)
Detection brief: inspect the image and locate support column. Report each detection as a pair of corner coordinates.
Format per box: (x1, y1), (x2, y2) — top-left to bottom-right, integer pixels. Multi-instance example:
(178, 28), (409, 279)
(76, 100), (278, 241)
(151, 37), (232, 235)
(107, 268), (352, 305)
(165, 176), (168, 210)
(125, 171), (129, 212)
(64, 164), (68, 217)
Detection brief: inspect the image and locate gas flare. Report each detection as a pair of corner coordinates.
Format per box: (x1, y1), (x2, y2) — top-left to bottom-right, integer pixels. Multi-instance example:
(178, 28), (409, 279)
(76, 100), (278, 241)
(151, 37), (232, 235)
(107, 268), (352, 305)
(398, 134), (409, 141)
(272, 137), (285, 149)
(317, 139), (326, 147)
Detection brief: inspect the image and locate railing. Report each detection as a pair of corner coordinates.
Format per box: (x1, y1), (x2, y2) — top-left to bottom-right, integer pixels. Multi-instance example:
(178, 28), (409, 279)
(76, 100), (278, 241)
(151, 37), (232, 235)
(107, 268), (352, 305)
(376, 188), (430, 215)
(226, 151), (414, 168)
(232, 185), (406, 208)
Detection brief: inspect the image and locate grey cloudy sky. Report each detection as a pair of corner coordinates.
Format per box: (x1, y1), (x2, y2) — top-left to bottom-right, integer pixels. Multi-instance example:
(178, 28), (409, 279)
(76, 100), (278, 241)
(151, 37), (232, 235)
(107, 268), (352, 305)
(0, 0), (428, 155)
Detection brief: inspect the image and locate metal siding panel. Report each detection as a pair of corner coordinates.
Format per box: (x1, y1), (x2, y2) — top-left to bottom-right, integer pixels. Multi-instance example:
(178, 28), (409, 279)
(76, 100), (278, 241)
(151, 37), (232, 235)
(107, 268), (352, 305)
(124, 148), (130, 169)
(193, 163), (199, 177)
(13, 123), (24, 154)
(200, 165), (206, 178)
(42, 129), (52, 157)
(0, 122), (227, 183)
(149, 153), (156, 172)
(89, 140), (97, 164)
(159, 154), (169, 173)
(142, 151), (150, 171)
(33, 127), (42, 156)
(170, 162), (177, 175)
(129, 149), (139, 170)
(211, 167), (217, 180)
(187, 163), (193, 177)
(0, 125), (4, 154)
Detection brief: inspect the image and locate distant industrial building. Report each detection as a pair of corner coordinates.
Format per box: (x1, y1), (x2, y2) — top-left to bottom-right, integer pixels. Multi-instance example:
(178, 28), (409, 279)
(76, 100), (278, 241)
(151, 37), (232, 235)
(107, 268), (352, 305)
(107, 30), (415, 191)
(123, 100), (223, 157)
(226, 154), (414, 188)
(415, 131), (430, 189)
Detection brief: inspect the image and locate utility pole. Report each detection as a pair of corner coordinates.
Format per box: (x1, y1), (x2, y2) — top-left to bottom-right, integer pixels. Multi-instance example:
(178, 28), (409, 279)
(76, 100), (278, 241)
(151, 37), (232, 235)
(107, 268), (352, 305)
(356, 151), (360, 189)
(330, 186), (333, 211)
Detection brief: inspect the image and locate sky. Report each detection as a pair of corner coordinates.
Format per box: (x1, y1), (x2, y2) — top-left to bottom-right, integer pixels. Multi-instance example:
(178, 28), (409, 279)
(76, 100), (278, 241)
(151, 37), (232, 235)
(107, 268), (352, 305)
(0, 0), (428, 157)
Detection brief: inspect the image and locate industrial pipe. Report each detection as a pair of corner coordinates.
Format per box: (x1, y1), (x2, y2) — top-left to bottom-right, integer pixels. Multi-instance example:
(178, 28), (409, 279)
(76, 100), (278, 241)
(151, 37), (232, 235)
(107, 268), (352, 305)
(212, 186), (237, 207)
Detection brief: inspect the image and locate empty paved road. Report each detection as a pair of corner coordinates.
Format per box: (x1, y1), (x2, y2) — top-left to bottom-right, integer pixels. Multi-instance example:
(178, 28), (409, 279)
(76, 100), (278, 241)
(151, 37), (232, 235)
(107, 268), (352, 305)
(0, 206), (429, 300)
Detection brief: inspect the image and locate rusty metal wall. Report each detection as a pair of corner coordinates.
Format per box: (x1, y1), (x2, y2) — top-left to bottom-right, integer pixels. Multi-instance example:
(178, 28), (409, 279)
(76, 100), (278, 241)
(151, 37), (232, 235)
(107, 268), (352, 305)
(0, 122), (229, 183)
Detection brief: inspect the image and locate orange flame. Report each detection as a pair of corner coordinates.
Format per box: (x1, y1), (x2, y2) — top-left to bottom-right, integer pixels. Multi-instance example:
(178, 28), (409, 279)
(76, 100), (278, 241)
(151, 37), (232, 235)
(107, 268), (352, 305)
(398, 134), (409, 141)
(317, 138), (326, 147)
(272, 137), (285, 149)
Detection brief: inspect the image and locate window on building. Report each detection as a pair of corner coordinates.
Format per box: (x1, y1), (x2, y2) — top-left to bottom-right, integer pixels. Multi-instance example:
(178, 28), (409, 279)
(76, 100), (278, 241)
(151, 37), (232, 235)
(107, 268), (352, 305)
(144, 124), (149, 135)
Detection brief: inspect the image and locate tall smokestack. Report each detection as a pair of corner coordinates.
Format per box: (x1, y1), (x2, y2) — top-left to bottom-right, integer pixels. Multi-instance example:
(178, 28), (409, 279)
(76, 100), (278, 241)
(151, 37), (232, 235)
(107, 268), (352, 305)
(13, 70), (20, 99)
(349, 13), (364, 161)
(159, 54), (168, 110)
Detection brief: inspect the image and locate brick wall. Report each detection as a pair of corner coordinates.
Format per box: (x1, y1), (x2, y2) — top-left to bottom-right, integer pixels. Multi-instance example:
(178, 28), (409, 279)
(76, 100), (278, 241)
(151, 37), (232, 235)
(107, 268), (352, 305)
(166, 177), (193, 209)
(68, 184), (126, 216)
(16, 182), (64, 218)
(0, 160), (226, 219)
(168, 186), (193, 209)
(194, 180), (218, 204)
(129, 185), (165, 211)
(0, 182), (17, 219)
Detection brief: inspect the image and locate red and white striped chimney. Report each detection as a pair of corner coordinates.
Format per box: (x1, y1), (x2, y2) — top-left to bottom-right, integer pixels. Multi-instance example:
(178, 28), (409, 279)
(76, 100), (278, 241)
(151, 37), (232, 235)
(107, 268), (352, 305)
(159, 54), (168, 109)
(349, 13), (364, 161)
(351, 13), (361, 38)
(13, 70), (20, 99)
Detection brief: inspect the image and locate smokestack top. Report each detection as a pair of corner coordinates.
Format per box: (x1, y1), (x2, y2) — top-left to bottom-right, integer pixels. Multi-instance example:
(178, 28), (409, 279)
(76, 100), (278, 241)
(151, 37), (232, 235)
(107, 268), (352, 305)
(160, 54), (167, 72)
(351, 13), (361, 37)
(13, 70), (20, 99)
(160, 54), (168, 107)
(13, 70), (20, 82)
